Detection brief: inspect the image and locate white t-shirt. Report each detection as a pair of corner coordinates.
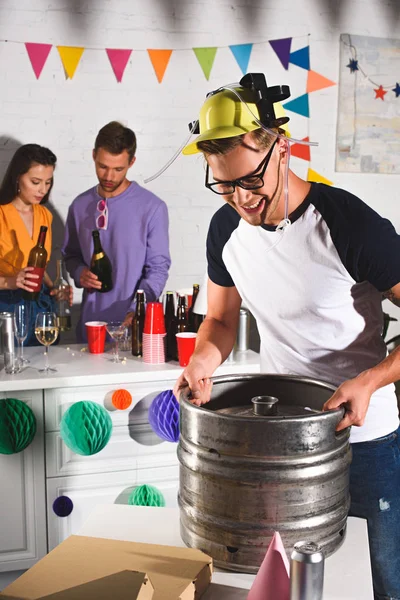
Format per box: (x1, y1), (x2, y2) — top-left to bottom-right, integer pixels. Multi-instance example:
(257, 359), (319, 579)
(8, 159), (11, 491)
(207, 182), (400, 443)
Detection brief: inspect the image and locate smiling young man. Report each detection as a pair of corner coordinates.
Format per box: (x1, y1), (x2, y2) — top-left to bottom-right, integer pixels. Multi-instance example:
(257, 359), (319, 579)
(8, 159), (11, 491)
(173, 83), (400, 599)
(62, 121), (171, 342)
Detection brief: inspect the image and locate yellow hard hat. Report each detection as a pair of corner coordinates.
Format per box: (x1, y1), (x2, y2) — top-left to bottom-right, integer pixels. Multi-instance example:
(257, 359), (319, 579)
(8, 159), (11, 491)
(183, 87), (290, 155)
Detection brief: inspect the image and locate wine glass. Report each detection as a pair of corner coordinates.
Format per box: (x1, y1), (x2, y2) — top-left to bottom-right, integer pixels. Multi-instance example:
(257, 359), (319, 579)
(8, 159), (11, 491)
(106, 321), (126, 363)
(14, 301), (30, 365)
(34, 312), (59, 373)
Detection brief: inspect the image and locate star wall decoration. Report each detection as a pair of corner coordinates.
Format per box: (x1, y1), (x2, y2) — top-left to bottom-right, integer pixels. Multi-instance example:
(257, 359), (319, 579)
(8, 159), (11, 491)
(374, 85), (387, 100)
(346, 58), (359, 73)
(392, 83), (400, 98)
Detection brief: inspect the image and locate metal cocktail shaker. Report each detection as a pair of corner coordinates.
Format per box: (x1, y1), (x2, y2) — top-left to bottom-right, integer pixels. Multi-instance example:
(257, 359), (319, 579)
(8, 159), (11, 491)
(290, 541), (325, 600)
(0, 312), (14, 356)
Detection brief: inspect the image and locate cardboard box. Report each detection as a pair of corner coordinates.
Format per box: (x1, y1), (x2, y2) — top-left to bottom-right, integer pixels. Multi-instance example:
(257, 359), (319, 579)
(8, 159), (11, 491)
(5, 571), (155, 600)
(0, 535), (212, 600)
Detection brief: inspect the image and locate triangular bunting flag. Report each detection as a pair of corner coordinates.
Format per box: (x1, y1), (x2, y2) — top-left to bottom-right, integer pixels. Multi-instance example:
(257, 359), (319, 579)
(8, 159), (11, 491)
(307, 70), (336, 93)
(25, 43), (52, 79)
(283, 94), (309, 118)
(269, 37), (292, 70)
(106, 49), (132, 82)
(229, 43), (253, 75)
(290, 137), (311, 161)
(57, 46), (84, 79)
(147, 49), (173, 83)
(193, 47), (217, 80)
(307, 168), (333, 186)
(289, 46), (310, 70)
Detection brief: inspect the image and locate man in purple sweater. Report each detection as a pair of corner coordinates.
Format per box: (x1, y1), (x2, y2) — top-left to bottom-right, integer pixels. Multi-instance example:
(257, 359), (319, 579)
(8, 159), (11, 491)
(62, 121), (171, 342)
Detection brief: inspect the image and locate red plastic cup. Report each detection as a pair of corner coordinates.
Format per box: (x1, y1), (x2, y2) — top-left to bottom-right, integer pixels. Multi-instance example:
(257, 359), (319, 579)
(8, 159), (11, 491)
(85, 321), (107, 354)
(143, 302), (166, 334)
(176, 332), (197, 367)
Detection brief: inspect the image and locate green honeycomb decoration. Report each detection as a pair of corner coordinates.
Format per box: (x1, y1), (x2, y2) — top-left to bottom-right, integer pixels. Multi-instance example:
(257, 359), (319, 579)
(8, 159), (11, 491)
(128, 484), (166, 507)
(60, 401), (112, 456)
(0, 398), (37, 455)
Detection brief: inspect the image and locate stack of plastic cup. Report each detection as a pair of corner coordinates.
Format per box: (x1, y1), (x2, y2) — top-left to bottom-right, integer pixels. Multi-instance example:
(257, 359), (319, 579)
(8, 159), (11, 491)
(142, 302), (166, 364)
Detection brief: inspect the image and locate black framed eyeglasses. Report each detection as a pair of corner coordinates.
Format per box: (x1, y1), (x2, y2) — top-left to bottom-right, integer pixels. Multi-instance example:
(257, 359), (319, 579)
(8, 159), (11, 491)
(205, 140), (277, 195)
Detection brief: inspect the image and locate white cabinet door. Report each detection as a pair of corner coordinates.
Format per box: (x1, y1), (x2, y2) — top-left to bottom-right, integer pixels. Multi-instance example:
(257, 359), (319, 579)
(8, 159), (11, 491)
(0, 390), (46, 572)
(46, 465), (179, 551)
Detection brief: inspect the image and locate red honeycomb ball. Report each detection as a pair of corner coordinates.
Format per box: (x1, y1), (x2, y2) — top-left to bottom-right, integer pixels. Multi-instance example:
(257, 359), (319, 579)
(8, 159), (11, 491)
(111, 389), (132, 410)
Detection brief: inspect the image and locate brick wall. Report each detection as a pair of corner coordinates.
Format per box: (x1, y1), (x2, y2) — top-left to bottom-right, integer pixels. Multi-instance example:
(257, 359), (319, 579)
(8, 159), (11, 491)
(0, 0), (399, 333)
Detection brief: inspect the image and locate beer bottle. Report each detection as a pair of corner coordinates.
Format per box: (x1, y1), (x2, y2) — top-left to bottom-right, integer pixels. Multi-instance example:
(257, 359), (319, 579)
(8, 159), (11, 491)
(165, 291), (177, 361)
(175, 294), (187, 360)
(176, 294), (188, 333)
(23, 225), (48, 301)
(90, 230), (113, 293)
(188, 283), (203, 332)
(132, 290), (146, 357)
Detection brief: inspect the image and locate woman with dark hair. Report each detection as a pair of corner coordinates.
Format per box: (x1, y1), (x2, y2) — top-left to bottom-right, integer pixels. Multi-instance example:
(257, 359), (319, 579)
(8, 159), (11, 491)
(0, 144), (71, 345)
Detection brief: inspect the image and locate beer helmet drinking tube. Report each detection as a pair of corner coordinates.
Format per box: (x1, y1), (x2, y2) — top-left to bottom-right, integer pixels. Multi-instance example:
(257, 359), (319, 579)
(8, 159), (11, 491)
(145, 72), (317, 232)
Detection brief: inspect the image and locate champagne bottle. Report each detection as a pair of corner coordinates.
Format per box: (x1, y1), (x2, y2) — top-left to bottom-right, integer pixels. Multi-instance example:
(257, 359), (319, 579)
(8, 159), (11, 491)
(90, 230), (113, 293)
(188, 283), (203, 333)
(53, 259), (71, 331)
(23, 225), (48, 301)
(132, 290), (146, 357)
(165, 291), (177, 361)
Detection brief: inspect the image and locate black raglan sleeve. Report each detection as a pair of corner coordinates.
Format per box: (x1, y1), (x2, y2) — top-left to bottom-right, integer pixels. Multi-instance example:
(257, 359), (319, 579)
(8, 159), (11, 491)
(206, 204), (240, 287)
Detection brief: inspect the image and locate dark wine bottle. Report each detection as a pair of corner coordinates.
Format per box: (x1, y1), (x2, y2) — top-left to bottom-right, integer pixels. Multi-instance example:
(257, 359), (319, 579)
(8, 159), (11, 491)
(165, 291), (177, 361)
(23, 225), (48, 301)
(132, 290), (146, 357)
(90, 230), (113, 293)
(188, 283), (203, 332)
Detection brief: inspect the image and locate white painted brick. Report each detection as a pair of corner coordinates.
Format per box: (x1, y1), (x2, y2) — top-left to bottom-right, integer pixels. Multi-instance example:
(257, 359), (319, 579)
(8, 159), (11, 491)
(0, 0), (398, 312)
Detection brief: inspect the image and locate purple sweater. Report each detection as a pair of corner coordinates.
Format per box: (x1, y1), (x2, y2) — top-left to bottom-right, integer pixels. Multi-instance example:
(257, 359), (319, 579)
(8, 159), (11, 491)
(62, 182), (170, 342)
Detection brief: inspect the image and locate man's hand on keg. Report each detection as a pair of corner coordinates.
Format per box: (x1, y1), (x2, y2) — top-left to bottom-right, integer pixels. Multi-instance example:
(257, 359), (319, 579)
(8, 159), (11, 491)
(173, 360), (213, 406)
(323, 372), (375, 431)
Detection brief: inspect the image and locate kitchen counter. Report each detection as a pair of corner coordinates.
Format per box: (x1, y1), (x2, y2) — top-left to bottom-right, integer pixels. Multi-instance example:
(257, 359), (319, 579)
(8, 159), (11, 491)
(0, 344), (260, 391)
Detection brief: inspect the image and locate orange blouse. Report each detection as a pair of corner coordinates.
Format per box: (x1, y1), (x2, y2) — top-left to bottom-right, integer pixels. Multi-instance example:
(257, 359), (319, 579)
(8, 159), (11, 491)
(0, 203), (53, 277)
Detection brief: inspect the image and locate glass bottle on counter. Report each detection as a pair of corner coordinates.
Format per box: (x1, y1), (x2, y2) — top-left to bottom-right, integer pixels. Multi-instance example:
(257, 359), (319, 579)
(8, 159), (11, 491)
(165, 291), (177, 361)
(188, 283), (203, 333)
(53, 259), (71, 331)
(23, 225), (48, 301)
(132, 290), (146, 357)
(176, 294), (188, 333)
(90, 230), (113, 293)
(175, 294), (188, 360)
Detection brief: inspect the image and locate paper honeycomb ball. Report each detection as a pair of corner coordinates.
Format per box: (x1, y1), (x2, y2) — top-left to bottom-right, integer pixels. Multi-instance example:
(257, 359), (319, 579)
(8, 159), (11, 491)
(148, 390), (179, 443)
(111, 389), (132, 410)
(60, 401), (113, 456)
(0, 398), (37, 454)
(128, 484), (165, 507)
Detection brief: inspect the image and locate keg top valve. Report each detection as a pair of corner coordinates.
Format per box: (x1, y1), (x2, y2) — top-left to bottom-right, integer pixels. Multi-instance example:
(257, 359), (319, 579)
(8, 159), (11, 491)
(251, 395), (279, 416)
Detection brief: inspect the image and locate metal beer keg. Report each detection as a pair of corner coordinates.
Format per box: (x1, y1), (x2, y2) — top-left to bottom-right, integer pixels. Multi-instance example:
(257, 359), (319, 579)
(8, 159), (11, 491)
(178, 374), (351, 573)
